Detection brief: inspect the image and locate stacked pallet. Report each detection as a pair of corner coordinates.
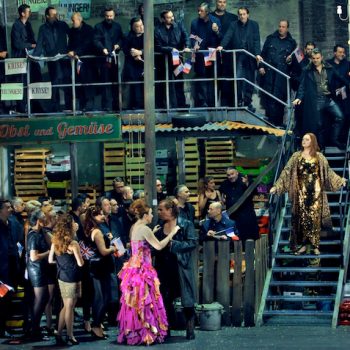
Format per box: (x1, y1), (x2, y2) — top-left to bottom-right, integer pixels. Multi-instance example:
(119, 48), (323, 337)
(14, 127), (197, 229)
(14, 148), (50, 201)
(66, 185), (101, 206)
(205, 139), (235, 184)
(125, 143), (145, 191)
(180, 138), (200, 218)
(103, 141), (126, 192)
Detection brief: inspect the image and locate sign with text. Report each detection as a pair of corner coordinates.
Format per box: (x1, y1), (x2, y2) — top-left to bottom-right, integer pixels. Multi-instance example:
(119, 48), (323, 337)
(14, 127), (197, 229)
(1, 83), (23, 101)
(5, 59), (27, 75)
(59, 0), (91, 19)
(29, 82), (52, 99)
(0, 115), (121, 145)
(18, 0), (49, 13)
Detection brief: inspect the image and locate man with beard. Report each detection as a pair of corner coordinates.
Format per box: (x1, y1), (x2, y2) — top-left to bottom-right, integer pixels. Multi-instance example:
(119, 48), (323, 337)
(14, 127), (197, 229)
(105, 177), (125, 206)
(219, 167), (259, 243)
(259, 20), (296, 126)
(210, 0), (237, 106)
(155, 9), (191, 108)
(68, 12), (96, 111)
(93, 7), (123, 112)
(34, 6), (71, 112)
(326, 44), (350, 144)
(122, 17), (144, 110)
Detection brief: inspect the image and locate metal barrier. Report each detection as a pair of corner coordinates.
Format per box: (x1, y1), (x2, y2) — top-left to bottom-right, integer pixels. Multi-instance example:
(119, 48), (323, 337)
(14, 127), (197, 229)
(0, 49), (292, 122)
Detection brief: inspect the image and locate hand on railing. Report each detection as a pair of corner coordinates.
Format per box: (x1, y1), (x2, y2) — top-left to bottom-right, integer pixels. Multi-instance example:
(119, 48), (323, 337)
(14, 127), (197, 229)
(256, 55), (263, 62)
(293, 98), (302, 106)
(259, 67), (266, 76)
(269, 186), (277, 195)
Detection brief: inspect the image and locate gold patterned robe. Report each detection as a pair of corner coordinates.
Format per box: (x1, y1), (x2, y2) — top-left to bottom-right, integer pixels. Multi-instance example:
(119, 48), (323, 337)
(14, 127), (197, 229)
(274, 151), (344, 249)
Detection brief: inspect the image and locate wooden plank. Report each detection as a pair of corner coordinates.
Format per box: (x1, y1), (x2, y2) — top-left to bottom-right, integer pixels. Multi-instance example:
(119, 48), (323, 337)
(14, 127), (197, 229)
(104, 142), (125, 148)
(202, 241), (215, 304)
(14, 161), (46, 166)
(15, 185), (47, 190)
(104, 165), (125, 171)
(243, 240), (255, 327)
(103, 156), (125, 163)
(217, 241), (231, 326)
(14, 179), (45, 184)
(14, 174), (45, 179)
(232, 240), (243, 327)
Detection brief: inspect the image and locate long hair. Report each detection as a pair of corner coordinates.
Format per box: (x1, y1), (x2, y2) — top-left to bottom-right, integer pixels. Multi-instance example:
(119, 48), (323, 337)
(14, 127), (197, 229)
(83, 206), (102, 237)
(52, 214), (75, 255)
(302, 132), (320, 157)
(198, 176), (215, 195)
(159, 198), (178, 218)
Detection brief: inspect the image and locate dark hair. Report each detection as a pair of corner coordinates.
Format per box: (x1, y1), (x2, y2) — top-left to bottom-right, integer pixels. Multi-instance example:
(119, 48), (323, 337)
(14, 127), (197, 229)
(333, 44), (346, 53)
(104, 6), (115, 13)
(311, 48), (322, 56)
(77, 193), (91, 202)
(160, 9), (172, 19)
(130, 199), (150, 219)
(29, 209), (45, 226)
(279, 19), (289, 28)
(84, 206), (102, 237)
(137, 3), (144, 15)
(71, 197), (84, 211)
(159, 199), (178, 218)
(45, 6), (56, 17)
(130, 16), (142, 28)
(198, 176), (215, 194)
(38, 196), (51, 204)
(112, 176), (124, 184)
(174, 184), (187, 197)
(18, 4), (30, 16)
(0, 198), (10, 210)
(238, 6), (249, 14)
(304, 41), (316, 48)
(95, 196), (109, 208)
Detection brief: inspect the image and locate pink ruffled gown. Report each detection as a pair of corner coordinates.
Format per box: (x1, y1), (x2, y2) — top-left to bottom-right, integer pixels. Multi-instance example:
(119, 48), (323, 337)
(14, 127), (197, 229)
(117, 240), (168, 345)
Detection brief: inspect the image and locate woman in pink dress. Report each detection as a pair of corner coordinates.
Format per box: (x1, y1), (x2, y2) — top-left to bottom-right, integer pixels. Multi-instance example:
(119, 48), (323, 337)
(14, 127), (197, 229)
(117, 199), (179, 345)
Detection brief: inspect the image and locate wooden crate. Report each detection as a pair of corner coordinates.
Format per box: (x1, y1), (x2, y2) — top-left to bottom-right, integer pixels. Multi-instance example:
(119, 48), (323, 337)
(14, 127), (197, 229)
(125, 144), (145, 190)
(14, 148), (50, 201)
(66, 185), (101, 206)
(103, 141), (126, 192)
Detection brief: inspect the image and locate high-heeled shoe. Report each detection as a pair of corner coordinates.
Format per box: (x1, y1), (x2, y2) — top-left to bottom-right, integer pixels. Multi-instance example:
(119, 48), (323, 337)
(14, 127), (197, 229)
(294, 246), (307, 255)
(66, 336), (79, 345)
(91, 329), (107, 340)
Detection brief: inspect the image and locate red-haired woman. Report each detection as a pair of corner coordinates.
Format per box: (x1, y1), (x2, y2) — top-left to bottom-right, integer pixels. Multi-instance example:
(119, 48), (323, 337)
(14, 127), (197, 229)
(117, 199), (179, 345)
(49, 214), (83, 345)
(270, 133), (346, 255)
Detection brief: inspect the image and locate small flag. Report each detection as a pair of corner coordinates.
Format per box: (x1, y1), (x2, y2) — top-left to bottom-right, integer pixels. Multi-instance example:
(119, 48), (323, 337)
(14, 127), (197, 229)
(190, 34), (203, 44)
(79, 241), (95, 260)
(76, 59), (83, 75)
(0, 281), (14, 298)
(293, 47), (304, 63)
(204, 52), (212, 66)
(174, 64), (184, 76)
(183, 60), (192, 74)
(172, 50), (180, 66)
(208, 47), (217, 61)
(224, 227), (239, 240)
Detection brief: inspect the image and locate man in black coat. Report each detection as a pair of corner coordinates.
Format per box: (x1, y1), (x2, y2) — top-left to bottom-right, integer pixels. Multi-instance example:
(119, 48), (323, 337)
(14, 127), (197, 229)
(219, 167), (259, 243)
(93, 7), (123, 111)
(211, 0), (237, 106)
(155, 10), (191, 108)
(218, 6), (262, 110)
(122, 17), (144, 110)
(294, 48), (346, 150)
(11, 4), (39, 113)
(190, 2), (222, 107)
(259, 20), (297, 126)
(326, 44), (350, 144)
(34, 6), (71, 112)
(0, 25), (7, 114)
(68, 12), (96, 111)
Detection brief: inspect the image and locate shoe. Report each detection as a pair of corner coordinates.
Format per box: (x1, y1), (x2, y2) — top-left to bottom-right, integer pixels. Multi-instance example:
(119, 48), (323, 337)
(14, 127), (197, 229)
(55, 334), (67, 346)
(185, 318), (195, 340)
(44, 326), (56, 336)
(91, 329), (107, 340)
(66, 336), (79, 345)
(83, 321), (91, 333)
(294, 246), (307, 255)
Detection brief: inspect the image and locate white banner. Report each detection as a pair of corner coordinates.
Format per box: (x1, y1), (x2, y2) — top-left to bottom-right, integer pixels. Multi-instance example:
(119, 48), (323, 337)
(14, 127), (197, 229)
(1, 83), (23, 101)
(28, 82), (52, 100)
(5, 58), (27, 75)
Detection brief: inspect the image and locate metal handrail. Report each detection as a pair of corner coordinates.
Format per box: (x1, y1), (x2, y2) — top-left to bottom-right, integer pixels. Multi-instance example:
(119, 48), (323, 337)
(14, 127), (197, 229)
(0, 49), (293, 121)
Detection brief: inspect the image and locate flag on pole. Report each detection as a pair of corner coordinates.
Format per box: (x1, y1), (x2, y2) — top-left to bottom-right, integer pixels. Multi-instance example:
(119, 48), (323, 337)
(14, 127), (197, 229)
(204, 52), (212, 66)
(183, 60), (192, 74)
(208, 47), (217, 61)
(76, 59), (83, 75)
(174, 64), (184, 76)
(172, 50), (180, 65)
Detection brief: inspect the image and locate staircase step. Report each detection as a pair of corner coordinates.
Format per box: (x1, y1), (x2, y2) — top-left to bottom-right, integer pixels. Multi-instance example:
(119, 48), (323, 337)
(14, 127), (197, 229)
(284, 214), (340, 219)
(326, 156), (345, 161)
(263, 310), (333, 317)
(274, 253), (341, 259)
(273, 267), (339, 273)
(270, 281), (337, 287)
(280, 227), (340, 233)
(266, 296), (334, 302)
(278, 240), (341, 246)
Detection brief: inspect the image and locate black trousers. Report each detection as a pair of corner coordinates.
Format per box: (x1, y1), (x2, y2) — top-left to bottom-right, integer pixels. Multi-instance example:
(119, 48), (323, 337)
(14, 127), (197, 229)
(91, 274), (111, 327)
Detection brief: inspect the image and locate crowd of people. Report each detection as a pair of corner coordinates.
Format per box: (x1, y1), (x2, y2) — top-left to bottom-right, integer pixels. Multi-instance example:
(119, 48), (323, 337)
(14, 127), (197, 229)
(0, 166), (262, 345)
(0, 2), (348, 148)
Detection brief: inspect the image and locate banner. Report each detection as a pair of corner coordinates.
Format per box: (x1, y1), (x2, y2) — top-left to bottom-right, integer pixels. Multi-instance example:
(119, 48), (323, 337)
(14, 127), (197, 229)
(29, 82), (52, 100)
(1, 83), (23, 101)
(0, 115), (122, 145)
(5, 59), (27, 75)
(59, 0), (91, 19)
(18, 0), (49, 13)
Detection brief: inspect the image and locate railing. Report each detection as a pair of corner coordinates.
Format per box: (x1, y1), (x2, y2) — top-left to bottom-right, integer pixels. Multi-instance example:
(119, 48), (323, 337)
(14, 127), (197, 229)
(0, 49), (292, 123)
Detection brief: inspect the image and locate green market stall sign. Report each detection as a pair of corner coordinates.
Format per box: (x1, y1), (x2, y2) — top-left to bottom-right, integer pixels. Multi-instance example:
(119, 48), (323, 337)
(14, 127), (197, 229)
(0, 115), (121, 145)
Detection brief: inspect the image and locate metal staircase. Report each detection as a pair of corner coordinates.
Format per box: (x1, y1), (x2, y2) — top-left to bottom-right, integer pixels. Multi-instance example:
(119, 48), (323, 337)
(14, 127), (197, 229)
(257, 143), (350, 327)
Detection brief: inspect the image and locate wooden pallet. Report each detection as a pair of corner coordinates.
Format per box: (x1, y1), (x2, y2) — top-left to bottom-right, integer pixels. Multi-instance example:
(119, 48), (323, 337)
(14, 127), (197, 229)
(14, 148), (50, 201)
(66, 185), (101, 205)
(125, 144), (145, 190)
(103, 141), (126, 192)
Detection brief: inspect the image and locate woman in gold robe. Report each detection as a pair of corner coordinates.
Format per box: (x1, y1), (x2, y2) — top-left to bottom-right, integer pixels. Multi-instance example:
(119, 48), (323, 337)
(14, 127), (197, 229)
(270, 133), (346, 255)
